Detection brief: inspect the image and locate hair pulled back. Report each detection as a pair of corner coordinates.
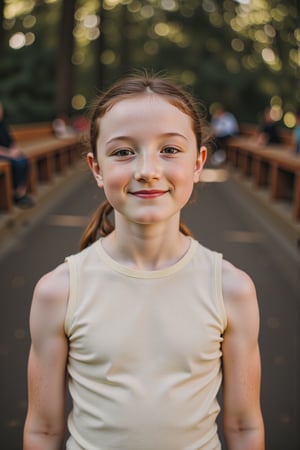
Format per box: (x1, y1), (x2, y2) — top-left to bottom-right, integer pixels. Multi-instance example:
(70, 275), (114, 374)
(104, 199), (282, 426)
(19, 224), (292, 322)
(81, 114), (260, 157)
(80, 73), (208, 250)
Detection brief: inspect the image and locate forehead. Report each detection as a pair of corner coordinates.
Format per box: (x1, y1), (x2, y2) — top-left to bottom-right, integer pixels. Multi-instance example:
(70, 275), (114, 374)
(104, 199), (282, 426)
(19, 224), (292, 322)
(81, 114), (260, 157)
(99, 94), (194, 136)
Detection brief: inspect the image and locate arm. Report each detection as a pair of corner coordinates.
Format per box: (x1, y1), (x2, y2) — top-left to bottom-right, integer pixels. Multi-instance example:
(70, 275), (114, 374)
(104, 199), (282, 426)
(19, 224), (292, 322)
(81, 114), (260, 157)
(255, 132), (268, 145)
(0, 146), (11, 156)
(23, 263), (69, 450)
(0, 145), (23, 157)
(221, 260), (265, 450)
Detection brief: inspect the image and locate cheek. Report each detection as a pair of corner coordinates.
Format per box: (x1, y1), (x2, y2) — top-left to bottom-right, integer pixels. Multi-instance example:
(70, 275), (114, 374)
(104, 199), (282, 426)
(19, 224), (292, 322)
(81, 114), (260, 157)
(101, 161), (127, 184)
(169, 167), (195, 204)
(171, 162), (196, 186)
(101, 166), (129, 199)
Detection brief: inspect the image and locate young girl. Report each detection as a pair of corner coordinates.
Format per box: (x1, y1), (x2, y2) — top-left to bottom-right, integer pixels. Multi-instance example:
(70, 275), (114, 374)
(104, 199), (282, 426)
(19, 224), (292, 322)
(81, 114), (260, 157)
(23, 74), (264, 449)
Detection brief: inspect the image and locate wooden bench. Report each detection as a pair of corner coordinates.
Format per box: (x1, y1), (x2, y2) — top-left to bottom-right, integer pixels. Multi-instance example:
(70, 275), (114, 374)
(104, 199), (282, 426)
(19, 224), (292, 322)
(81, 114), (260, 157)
(0, 123), (85, 213)
(226, 136), (300, 220)
(22, 136), (83, 194)
(0, 161), (13, 212)
(11, 122), (54, 142)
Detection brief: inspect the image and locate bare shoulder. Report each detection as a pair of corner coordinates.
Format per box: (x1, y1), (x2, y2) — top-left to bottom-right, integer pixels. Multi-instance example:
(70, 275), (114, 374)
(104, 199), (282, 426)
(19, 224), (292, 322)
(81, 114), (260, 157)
(221, 259), (259, 330)
(34, 262), (69, 302)
(222, 259), (256, 302)
(30, 262), (70, 335)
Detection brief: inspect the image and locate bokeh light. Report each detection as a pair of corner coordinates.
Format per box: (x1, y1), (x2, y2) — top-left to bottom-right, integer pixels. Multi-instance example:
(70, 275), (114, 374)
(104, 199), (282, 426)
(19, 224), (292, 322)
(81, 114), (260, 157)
(9, 32), (26, 49)
(72, 94), (86, 110)
(283, 112), (296, 128)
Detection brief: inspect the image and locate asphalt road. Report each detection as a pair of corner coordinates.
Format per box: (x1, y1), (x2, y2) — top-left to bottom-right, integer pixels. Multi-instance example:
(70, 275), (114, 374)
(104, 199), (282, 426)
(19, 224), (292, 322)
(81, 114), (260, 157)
(0, 168), (299, 450)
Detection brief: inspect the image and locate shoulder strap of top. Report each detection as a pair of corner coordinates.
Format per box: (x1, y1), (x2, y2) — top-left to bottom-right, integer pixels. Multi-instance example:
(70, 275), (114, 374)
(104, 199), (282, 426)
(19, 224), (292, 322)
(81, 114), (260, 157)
(64, 255), (78, 336)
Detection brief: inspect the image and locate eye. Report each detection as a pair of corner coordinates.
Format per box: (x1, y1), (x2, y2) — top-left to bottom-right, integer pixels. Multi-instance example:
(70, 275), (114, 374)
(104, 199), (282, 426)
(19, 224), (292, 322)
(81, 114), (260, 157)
(112, 148), (135, 157)
(161, 146), (180, 155)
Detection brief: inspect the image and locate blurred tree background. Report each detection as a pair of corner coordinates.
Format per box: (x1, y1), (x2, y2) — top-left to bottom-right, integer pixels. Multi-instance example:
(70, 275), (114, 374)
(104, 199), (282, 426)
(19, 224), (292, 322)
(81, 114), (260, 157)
(0, 0), (299, 127)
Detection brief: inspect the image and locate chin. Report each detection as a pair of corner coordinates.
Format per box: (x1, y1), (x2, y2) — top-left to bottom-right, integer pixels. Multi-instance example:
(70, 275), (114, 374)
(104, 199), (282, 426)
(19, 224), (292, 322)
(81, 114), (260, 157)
(129, 211), (169, 225)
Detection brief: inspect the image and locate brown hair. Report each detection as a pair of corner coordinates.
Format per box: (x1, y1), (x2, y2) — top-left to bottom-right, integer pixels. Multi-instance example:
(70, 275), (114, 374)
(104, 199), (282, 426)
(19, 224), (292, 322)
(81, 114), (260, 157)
(80, 73), (209, 250)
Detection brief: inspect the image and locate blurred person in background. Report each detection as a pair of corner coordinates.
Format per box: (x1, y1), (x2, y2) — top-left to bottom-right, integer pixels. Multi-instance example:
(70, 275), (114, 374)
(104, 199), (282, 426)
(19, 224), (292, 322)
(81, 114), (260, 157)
(210, 103), (239, 165)
(52, 113), (76, 139)
(0, 101), (34, 208)
(256, 107), (282, 145)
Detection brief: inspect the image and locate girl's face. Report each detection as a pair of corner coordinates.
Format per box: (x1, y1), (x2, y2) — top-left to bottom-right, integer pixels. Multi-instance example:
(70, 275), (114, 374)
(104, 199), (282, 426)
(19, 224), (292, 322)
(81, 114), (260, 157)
(88, 94), (206, 227)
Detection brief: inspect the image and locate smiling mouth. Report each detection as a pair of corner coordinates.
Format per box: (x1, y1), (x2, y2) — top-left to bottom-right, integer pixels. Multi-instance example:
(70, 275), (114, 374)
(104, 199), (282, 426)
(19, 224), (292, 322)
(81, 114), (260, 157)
(130, 190), (167, 198)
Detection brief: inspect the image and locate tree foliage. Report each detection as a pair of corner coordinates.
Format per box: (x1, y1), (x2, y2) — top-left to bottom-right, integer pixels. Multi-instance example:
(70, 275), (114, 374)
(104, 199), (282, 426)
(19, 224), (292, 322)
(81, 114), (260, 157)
(0, 0), (299, 125)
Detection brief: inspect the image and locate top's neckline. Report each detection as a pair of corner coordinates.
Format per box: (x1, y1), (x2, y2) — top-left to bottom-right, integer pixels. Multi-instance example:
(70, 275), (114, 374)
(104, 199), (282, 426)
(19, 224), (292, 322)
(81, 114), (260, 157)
(95, 238), (198, 279)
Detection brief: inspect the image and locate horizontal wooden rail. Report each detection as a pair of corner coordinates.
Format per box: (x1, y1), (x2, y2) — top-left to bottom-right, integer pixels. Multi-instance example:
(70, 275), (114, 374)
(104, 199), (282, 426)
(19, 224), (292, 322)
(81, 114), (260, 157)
(239, 124), (294, 146)
(11, 123), (54, 142)
(226, 136), (300, 221)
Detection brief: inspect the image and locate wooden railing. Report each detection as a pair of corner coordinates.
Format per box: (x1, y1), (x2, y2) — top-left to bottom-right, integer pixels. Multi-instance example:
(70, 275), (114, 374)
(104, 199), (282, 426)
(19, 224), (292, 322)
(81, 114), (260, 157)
(0, 123), (85, 214)
(11, 122), (54, 142)
(239, 124), (294, 146)
(226, 135), (300, 221)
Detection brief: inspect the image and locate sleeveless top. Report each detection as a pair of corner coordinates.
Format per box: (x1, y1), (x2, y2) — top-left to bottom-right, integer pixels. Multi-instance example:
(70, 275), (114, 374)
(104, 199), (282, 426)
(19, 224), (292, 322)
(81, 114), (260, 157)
(64, 238), (227, 450)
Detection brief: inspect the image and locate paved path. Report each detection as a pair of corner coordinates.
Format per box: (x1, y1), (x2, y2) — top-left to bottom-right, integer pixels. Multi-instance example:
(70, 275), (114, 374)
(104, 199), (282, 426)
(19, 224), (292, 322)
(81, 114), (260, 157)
(0, 169), (299, 449)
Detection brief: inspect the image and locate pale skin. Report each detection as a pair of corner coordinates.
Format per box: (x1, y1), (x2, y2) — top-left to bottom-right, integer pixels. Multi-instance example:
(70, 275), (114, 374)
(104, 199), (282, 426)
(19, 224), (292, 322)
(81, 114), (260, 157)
(24, 94), (264, 449)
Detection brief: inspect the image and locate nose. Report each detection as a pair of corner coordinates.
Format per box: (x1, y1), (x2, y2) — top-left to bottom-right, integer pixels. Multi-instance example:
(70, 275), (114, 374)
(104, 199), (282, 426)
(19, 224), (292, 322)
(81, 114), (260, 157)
(134, 151), (161, 182)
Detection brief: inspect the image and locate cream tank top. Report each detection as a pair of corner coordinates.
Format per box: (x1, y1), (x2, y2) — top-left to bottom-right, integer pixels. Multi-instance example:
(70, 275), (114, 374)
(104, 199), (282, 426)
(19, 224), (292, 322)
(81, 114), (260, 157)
(65, 238), (227, 450)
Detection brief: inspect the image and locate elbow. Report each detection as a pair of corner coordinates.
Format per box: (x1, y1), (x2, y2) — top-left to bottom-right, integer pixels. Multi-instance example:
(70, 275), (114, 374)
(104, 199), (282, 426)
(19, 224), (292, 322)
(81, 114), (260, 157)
(223, 417), (265, 450)
(23, 420), (65, 449)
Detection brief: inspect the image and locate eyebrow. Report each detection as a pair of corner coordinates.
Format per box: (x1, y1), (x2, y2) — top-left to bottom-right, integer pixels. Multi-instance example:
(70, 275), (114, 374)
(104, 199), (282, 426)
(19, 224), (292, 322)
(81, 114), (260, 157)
(106, 132), (188, 145)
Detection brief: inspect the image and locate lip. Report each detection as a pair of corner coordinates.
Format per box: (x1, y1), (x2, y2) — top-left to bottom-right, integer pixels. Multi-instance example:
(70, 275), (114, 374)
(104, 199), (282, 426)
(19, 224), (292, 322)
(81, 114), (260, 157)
(130, 190), (167, 198)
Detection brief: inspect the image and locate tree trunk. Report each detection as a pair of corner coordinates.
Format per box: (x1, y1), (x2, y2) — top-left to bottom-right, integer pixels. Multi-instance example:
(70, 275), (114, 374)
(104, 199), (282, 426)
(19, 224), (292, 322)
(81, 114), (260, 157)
(0, 0), (5, 59)
(55, 0), (76, 116)
(119, 4), (131, 75)
(95, 0), (105, 91)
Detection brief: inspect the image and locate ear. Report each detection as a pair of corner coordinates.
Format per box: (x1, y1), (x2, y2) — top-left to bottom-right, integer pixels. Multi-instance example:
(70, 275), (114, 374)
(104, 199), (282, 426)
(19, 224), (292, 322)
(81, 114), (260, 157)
(87, 152), (104, 188)
(193, 146), (207, 183)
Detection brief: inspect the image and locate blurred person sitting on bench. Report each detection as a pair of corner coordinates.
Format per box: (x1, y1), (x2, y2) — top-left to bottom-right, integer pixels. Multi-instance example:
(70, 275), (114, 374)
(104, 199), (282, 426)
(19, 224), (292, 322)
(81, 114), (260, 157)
(0, 101), (34, 208)
(256, 107), (282, 145)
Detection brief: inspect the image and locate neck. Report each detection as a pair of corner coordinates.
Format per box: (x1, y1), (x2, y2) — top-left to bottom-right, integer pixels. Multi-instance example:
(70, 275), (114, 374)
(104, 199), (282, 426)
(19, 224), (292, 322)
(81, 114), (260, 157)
(102, 215), (190, 271)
